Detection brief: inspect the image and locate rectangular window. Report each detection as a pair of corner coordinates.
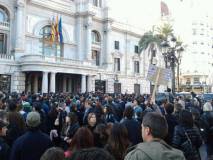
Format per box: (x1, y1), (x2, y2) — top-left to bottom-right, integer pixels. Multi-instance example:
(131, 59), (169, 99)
(114, 83), (121, 94)
(194, 77), (200, 84)
(114, 41), (119, 50)
(192, 29), (196, 35)
(0, 33), (7, 54)
(92, 50), (100, 66)
(186, 78), (191, 85)
(134, 84), (140, 96)
(134, 45), (139, 53)
(0, 74), (11, 93)
(93, 0), (98, 6)
(134, 61), (140, 73)
(114, 58), (120, 71)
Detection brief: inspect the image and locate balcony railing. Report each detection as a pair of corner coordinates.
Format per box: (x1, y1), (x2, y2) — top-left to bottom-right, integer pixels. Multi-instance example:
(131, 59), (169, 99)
(0, 21), (10, 30)
(0, 21), (9, 27)
(0, 53), (14, 60)
(19, 54), (98, 68)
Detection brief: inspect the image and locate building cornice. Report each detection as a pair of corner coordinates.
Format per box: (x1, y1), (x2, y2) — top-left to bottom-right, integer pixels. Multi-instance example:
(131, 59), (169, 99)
(28, 0), (76, 17)
(111, 27), (143, 38)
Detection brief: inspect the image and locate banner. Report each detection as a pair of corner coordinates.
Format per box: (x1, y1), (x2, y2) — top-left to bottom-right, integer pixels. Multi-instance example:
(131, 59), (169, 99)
(147, 64), (172, 86)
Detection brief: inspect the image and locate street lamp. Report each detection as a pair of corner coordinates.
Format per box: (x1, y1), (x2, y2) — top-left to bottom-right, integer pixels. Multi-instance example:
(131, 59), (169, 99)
(150, 57), (157, 94)
(161, 35), (184, 94)
(176, 46), (184, 92)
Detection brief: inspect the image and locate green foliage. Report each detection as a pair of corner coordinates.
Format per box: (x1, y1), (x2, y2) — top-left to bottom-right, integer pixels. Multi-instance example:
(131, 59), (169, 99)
(139, 31), (161, 52)
(139, 23), (174, 54)
(156, 23), (174, 40)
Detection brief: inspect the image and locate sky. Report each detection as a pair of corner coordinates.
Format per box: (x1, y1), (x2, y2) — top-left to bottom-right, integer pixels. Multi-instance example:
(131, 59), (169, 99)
(109, 0), (213, 30)
(109, 0), (213, 75)
(109, 0), (161, 30)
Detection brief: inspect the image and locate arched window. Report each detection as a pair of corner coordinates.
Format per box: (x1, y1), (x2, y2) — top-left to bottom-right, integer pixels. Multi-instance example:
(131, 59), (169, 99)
(92, 30), (100, 43)
(0, 7), (9, 54)
(39, 25), (62, 57)
(0, 8), (8, 22)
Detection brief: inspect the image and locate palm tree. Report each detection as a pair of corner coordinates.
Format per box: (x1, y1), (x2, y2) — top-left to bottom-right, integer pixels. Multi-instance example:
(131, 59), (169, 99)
(156, 23), (173, 40)
(139, 31), (161, 64)
(139, 23), (175, 64)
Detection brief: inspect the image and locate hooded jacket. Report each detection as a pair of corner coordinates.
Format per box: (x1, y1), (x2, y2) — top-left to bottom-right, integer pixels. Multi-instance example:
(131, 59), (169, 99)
(125, 140), (185, 160)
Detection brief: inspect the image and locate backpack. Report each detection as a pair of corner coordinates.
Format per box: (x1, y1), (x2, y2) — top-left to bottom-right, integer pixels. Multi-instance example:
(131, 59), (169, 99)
(180, 128), (201, 160)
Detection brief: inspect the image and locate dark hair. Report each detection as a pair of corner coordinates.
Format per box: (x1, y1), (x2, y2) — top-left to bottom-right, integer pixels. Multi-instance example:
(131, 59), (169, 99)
(134, 98), (140, 105)
(179, 110), (193, 127)
(33, 102), (42, 111)
(7, 100), (17, 112)
(142, 112), (168, 139)
(167, 88), (171, 92)
(94, 123), (108, 148)
(164, 103), (174, 114)
(106, 123), (130, 160)
(69, 127), (94, 151)
(70, 147), (115, 160)
(7, 112), (26, 131)
(104, 105), (113, 114)
(68, 112), (78, 125)
(123, 107), (133, 119)
(85, 99), (92, 106)
(0, 110), (7, 121)
(40, 147), (64, 160)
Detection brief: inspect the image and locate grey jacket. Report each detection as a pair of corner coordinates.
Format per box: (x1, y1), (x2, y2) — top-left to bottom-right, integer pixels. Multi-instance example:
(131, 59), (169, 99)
(125, 140), (185, 160)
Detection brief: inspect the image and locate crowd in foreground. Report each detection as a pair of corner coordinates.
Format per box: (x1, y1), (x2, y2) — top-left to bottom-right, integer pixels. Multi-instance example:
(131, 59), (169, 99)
(0, 91), (212, 160)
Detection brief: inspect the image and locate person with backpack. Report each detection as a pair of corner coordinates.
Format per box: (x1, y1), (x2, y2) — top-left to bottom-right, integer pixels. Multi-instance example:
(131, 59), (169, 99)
(172, 110), (202, 160)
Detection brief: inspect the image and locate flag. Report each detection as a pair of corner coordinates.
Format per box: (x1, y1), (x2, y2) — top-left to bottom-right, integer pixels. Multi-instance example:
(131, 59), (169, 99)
(59, 17), (63, 44)
(55, 15), (59, 41)
(50, 17), (55, 44)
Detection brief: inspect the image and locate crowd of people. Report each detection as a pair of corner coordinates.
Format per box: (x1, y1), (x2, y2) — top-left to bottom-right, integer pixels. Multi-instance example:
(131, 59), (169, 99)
(0, 91), (212, 160)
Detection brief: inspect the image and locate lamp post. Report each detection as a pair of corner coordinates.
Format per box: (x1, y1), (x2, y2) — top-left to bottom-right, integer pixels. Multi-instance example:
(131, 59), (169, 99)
(177, 47), (183, 92)
(150, 56), (157, 94)
(161, 36), (184, 94)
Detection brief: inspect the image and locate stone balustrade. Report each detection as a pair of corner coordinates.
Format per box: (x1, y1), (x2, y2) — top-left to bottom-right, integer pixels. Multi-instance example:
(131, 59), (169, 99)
(0, 54), (14, 60)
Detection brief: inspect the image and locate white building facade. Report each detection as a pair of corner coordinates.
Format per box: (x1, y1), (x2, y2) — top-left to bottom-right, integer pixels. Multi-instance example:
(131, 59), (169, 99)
(159, 0), (213, 93)
(0, 0), (151, 94)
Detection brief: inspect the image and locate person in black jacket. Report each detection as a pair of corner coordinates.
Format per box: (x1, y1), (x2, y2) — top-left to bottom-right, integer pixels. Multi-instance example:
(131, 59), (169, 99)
(10, 112), (52, 160)
(164, 103), (178, 145)
(120, 106), (142, 145)
(172, 110), (202, 160)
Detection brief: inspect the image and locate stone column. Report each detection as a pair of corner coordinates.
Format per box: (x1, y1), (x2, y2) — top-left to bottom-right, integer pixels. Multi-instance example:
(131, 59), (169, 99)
(33, 74), (38, 93)
(15, 0), (25, 58)
(63, 76), (67, 92)
(85, 16), (92, 61)
(104, 22), (113, 69)
(11, 71), (25, 93)
(81, 75), (86, 93)
(26, 75), (31, 93)
(68, 78), (72, 93)
(87, 75), (92, 92)
(50, 72), (56, 93)
(42, 72), (48, 93)
(76, 16), (83, 60)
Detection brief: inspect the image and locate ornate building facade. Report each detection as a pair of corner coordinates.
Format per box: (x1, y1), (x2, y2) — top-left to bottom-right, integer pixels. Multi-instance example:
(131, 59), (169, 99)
(0, 0), (152, 94)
